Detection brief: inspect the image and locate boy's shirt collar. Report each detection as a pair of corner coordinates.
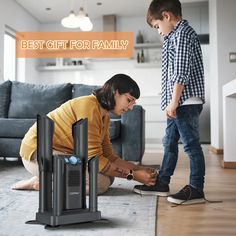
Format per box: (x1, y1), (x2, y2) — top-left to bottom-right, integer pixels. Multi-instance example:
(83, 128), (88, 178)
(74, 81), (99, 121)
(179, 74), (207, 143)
(164, 19), (188, 39)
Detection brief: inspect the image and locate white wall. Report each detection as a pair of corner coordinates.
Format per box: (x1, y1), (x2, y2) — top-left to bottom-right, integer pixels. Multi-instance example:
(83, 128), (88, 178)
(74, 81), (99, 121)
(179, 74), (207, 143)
(182, 1), (209, 34)
(0, 0), (40, 83)
(200, 44), (210, 143)
(37, 2), (209, 89)
(38, 15), (163, 95)
(209, 0), (236, 149)
(38, 60), (162, 96)
(39, 15), (162, 44)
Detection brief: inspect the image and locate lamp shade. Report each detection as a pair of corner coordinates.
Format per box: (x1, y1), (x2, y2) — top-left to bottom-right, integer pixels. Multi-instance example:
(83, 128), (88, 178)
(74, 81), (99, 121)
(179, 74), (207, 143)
(77, 7), (86, 21)
(61, 11), (80, 28)
(80, 14), (93, 31)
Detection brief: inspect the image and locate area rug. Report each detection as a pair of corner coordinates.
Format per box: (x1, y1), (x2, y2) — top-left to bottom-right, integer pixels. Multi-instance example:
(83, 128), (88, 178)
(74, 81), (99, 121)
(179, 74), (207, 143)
(0, 160), (157, 236)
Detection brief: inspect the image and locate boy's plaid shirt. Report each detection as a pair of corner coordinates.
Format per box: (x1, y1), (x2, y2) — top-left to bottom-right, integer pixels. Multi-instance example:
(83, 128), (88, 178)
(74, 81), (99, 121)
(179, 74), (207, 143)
(161, 19), (205, 110)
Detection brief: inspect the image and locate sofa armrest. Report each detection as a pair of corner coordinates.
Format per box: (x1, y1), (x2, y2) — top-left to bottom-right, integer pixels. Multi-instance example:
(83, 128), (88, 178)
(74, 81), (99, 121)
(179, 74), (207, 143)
(121, 105), (145, 163)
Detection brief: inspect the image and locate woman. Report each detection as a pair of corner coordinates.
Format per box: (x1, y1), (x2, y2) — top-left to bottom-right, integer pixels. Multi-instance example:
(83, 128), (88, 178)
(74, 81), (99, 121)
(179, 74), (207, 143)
(12, 74), (157, 194)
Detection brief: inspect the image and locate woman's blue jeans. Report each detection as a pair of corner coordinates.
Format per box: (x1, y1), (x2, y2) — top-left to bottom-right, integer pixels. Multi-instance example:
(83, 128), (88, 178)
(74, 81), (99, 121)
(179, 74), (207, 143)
(158, 104), (205, 189)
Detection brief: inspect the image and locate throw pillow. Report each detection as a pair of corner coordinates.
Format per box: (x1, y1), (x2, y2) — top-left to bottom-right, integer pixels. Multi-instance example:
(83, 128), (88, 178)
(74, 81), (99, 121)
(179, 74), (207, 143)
(8, 82), (72, 118)
(72, 84), (101, 98)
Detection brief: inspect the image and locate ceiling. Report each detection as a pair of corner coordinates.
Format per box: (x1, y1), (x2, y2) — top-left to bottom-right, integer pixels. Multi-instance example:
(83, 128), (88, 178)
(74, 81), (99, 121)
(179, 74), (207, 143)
(15, 0), (207, 24)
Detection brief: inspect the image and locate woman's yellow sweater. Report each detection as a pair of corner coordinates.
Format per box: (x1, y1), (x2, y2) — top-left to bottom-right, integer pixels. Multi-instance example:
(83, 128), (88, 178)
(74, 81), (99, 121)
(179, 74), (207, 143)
(20, 95), (119, 172)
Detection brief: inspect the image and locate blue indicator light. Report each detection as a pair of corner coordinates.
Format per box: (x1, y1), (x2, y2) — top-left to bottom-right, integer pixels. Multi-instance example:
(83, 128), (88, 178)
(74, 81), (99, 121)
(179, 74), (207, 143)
(68, 156), (81, 165)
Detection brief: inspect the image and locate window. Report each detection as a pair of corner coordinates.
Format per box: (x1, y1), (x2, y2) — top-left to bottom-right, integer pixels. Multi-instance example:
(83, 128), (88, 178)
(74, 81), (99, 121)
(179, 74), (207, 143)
(4, 32), (16, 81)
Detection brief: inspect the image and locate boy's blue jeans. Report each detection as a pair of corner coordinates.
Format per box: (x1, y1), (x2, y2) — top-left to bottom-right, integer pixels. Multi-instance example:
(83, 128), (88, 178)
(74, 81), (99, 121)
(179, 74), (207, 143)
(158, 104), (205, 189)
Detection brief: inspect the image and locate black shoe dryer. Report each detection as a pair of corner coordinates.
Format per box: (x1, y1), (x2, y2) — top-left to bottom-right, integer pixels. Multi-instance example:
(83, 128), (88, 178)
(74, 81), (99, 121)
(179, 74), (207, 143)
(27, 114), (101, 228)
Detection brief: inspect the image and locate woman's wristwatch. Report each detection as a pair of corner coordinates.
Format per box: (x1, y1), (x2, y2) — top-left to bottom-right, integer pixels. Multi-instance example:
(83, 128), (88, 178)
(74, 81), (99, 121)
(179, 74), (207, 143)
(126, 169), (134, 180)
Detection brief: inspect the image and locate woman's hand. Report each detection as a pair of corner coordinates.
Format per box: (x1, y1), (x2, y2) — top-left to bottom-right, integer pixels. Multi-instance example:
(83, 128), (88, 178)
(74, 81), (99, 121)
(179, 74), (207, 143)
(137, 166), (157, 173)
(133, 168), (158, 186)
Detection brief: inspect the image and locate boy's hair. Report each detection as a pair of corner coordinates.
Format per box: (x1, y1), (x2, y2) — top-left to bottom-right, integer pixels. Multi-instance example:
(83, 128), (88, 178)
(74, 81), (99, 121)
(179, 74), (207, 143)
(93, 74), (140, 111)
(147, 0), (182, 26)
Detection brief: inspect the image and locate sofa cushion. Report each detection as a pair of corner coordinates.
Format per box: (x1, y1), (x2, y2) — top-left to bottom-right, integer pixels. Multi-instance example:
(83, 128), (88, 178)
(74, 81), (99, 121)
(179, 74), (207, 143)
(109, 120), (121, 140)
(0, 81), (12, 118)
(72, 84), (101, 98)
(0, 118), (36, 138)
(8, 82), (72, 118)
(0, 138), (22, 157)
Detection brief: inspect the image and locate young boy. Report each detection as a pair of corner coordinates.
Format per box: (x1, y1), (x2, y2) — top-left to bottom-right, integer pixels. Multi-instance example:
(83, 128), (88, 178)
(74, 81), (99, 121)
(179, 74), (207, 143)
(134, 0), (206, 205)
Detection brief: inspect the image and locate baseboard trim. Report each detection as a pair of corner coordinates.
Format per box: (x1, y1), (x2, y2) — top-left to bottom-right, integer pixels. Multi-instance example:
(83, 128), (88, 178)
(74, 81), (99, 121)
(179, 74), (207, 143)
(209, 146), (224, 154)
(220, 157), (236, 169)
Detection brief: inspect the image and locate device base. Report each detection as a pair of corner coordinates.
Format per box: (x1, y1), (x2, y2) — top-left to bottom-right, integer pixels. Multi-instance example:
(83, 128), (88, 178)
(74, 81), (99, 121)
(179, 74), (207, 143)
(35, 209), (101, 227)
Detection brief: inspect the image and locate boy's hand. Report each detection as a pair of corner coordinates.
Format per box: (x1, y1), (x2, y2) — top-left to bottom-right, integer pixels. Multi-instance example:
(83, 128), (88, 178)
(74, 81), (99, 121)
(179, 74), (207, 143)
(165, 101), (178, 119)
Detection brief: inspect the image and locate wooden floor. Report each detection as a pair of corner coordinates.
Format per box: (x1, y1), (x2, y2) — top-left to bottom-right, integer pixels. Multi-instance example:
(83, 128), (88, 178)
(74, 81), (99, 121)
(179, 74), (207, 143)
(142, 145), (236, 236)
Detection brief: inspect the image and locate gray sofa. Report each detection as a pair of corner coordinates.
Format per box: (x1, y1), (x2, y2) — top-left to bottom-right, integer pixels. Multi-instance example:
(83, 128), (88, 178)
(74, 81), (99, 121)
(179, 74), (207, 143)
(0, 80), (145, 162)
